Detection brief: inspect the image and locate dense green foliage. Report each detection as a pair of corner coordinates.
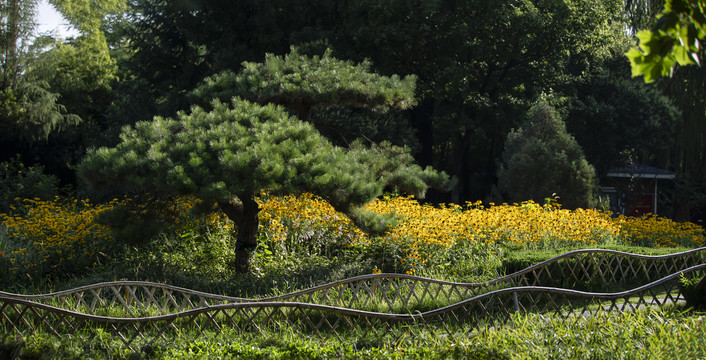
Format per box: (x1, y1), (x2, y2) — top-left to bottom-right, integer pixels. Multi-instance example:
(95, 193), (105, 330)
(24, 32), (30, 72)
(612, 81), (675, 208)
(626, 0), (705, 82)
(3, 0), (706, 221)
(0, 156), (60, 214)
(79, 99), (443, 214)
(0, 78), (81, 143)
(564, 72), (681, 177)
(660, 50), (706, 221)
(1, 0), (127, 190)
(111, 0), (645, 203)
(498, 102), (598, 209)
(622, 0), (706, 221)
(0, 0), (81, 145)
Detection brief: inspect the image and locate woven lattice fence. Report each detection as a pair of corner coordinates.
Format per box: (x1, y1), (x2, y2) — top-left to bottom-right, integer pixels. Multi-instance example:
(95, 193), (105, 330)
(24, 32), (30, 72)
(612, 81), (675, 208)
(2, 248), (705, 349)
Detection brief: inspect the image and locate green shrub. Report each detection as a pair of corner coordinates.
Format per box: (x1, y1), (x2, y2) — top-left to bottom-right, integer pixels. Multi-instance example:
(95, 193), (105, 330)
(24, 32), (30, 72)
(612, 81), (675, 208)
(0, 156), (60, 214)
(679, 273), (706, 310)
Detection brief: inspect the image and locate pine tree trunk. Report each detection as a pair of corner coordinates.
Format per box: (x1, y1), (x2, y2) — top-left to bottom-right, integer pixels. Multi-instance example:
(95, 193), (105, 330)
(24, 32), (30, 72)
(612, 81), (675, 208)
(219, 193), (260, 273)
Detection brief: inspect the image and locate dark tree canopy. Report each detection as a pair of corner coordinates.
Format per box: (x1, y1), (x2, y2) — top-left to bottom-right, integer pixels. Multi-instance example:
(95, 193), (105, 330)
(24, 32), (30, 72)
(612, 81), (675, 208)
(564, 74), (680, 177)
(112, 0), (630, 203)
(12, 0), (704, 221)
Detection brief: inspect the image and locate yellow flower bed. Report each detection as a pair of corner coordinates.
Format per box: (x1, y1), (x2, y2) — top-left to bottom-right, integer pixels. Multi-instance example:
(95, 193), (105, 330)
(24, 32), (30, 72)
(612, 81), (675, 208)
(254, 194), (703, 273)
(257, 192), (365, 249)
(366, 196), (704, 248)
(366, 196), (622, 248)
(2, 197), (117, 276)
(615, 214), (705, 248)
(2, 193), (703, 279)
(0, 196), (222, 277)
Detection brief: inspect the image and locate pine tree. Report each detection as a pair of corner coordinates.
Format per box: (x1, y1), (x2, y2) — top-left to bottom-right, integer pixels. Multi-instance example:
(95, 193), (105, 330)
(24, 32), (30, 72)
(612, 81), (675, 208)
(498, 102), (598, 209)
(79, 50), (450, 272)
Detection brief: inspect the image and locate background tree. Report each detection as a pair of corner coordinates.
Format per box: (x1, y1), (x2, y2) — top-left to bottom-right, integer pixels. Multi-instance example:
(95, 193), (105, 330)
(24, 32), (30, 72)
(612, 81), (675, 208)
(21, 32), (120, 184)
(1, 0), (35, 92)
(2, 0), (125, 130)
(563, 70), (681, 177)
(12, 0), (694, 218)
(661, 51), (706, 221)
(498, 102), (598, 210)
(1, 0), (80, 148)
(1, 0), (125, 188)
(622, 0), (706, 222)
(310, 0), (624, 202)
(114, 0), (274, 118)
(114, 0), (625, 204)
(625, 0), (667, 32)
(1, 0), (77, 205)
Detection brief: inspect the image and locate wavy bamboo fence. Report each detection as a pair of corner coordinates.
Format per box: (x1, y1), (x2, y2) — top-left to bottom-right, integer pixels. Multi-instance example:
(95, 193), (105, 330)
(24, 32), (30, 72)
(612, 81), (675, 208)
(2, 248), (705, 349)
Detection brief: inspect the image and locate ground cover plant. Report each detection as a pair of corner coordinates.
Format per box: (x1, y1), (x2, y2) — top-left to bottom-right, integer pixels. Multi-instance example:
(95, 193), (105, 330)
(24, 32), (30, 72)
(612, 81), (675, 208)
(1, 194), (705, 358)
(2, 306), (704, 359)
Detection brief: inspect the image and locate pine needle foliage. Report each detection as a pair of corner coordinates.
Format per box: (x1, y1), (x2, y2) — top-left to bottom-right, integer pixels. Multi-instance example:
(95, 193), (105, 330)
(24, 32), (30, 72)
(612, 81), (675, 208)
(189, 47), (417, 120)
(81, 99), (384, 211)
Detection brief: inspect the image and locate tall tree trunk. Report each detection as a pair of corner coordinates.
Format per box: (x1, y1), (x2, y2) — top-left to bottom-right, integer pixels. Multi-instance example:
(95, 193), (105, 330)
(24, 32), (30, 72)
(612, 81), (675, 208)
(219, 193), (260, 272)
(2, 0), (20, 90)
